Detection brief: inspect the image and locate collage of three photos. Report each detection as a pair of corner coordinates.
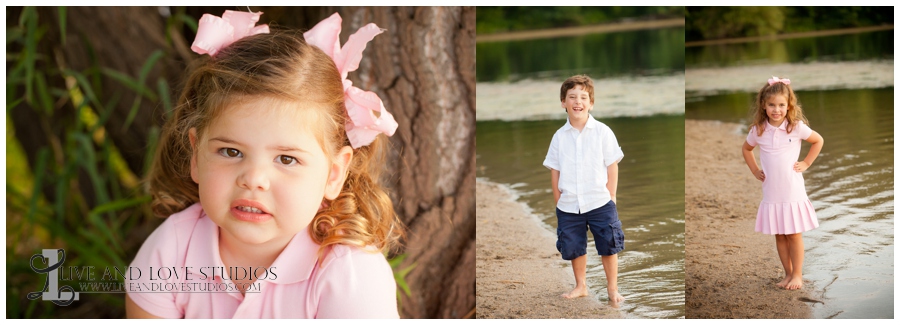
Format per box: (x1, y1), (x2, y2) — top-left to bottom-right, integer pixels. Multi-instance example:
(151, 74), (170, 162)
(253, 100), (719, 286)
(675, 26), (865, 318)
(5, 6), (894, 319)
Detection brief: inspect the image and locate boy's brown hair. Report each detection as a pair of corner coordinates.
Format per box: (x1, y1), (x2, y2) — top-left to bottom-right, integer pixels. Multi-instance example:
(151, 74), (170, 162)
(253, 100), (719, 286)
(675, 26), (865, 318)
(560, 74), (595, 104)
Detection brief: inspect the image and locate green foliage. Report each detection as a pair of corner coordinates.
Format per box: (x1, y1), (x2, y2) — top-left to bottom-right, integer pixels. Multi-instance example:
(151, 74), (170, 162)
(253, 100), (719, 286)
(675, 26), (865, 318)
(6, 7), (168, 318)
(687, 6), (894, 42)
(388, 254), (416, 310)
(476, 6), (685, 35)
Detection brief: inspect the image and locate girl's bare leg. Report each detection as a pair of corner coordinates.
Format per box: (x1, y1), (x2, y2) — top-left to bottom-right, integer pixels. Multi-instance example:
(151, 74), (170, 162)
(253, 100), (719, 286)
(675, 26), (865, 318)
(775, 234), (793, 288)
(562, 255), (589, 298)
(785, 233), (805, 290)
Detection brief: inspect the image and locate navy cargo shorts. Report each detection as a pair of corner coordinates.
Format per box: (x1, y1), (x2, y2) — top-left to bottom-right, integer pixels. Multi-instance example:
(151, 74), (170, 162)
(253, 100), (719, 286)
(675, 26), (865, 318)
(555, 201), (625, 260)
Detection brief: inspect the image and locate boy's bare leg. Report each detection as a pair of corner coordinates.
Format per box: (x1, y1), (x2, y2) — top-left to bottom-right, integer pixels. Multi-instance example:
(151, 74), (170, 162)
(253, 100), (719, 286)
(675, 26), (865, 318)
(785, 233), (805, 290)
(775, 234), (793, 288)
(601, 254), (624, 305)
(562, 255), (589, 298)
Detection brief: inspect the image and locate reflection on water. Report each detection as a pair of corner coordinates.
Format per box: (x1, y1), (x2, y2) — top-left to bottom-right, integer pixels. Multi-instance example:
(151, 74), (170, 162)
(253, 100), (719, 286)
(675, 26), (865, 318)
(477, 115), (685, 318)
(686, 87), (894, 319)
(686, 30), (893, 68)
(477, 27), (685, 82)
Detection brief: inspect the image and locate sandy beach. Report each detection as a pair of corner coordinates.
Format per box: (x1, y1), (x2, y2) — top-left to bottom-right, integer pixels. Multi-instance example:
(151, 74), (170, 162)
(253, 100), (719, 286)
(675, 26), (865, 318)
(684, 119), (826, 318)
(475, 180), (621, 319)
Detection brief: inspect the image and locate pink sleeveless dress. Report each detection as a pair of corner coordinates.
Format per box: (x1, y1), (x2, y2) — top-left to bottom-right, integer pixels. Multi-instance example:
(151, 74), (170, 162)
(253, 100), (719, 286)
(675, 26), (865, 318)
(746, 120), (819, 235)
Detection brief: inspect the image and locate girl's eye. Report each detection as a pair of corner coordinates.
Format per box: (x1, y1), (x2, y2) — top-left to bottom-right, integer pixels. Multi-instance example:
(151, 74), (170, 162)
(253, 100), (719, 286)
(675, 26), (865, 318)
(219, 148), (242, 158)
(277, 155), (298, 166)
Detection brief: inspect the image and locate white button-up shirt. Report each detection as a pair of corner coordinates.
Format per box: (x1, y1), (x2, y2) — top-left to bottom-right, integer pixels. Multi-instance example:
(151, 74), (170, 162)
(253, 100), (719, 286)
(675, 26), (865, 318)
(543, 115), (624, 214)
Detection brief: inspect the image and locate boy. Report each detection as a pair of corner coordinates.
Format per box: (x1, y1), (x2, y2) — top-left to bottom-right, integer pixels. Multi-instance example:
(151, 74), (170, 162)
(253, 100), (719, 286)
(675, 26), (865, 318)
(542, 75), (625, 305)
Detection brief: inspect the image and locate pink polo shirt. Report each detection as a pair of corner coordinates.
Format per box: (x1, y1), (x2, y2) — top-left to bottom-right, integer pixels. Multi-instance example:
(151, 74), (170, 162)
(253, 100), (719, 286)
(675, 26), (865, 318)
(126, 203), (399, 318)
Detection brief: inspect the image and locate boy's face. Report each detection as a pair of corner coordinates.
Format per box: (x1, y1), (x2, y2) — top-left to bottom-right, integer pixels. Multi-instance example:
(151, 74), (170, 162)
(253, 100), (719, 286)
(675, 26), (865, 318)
(561, 85), (593, 122)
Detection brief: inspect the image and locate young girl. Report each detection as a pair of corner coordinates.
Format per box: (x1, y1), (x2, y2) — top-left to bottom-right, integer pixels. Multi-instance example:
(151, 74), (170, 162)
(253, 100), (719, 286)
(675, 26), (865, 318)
(125, 10), (404, 318)
(742, 77), (824, 291)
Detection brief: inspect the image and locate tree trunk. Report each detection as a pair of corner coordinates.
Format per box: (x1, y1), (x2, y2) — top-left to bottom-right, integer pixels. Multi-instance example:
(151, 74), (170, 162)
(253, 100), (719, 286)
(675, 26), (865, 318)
(338, 6), (477, 319)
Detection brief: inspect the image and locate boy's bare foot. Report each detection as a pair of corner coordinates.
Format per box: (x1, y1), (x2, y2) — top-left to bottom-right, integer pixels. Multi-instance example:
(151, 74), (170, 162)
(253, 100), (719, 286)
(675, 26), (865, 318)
(776, 276), (791, 288)
(785, 277), (803, 290)
(561, 286), (589, 299)
(608, 289), (624, 307)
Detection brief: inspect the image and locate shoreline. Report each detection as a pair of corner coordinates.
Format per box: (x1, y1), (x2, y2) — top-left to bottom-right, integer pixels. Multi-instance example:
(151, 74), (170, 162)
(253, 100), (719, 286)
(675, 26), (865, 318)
(475, 179), (621, 319)
(685, 119), (824, 318)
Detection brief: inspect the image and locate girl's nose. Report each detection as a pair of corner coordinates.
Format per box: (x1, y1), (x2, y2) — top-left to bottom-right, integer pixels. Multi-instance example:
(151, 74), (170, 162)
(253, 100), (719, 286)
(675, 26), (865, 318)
(237, 162), (271, 191)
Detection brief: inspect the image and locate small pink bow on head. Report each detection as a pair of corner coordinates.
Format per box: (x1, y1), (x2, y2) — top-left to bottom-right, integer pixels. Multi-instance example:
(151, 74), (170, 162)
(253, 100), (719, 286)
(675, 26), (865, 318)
(768, 76), (791, 86)
(304, 13), (398, 149)
(191, 10), (270, 57)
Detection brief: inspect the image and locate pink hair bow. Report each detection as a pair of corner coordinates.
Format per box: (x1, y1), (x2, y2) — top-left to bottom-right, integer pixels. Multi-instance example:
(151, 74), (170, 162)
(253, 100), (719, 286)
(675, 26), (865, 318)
(304, 13), (398, 149)
(768, 76), (790, 85)
(191, 10), (270, 57)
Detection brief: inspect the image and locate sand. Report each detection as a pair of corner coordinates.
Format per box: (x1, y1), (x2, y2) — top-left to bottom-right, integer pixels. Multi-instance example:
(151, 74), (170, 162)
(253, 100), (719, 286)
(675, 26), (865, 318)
(684, 119), (826, 318)
(475, 180), (621, 319)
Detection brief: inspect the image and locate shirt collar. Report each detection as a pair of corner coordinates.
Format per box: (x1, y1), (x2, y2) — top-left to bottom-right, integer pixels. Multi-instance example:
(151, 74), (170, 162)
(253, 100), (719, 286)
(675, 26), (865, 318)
(562, 114), (598, 131)
(184, 208), (320, 285)
(766, 120), (787, 132)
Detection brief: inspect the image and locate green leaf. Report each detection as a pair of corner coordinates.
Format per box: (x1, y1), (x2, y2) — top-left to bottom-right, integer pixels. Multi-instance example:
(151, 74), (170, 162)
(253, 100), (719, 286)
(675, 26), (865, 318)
(157, 78), (172, 119)
(26, 148), (50, 225)
(124, 50), (164, 130)
(89, 195), (151, 217)
(22, 7), (38, 105)
(180, 13), (199, 34)
(99, 68), (155, 100)
(64, 69), (103, 113)
(57, 7), (66, 45)
(34, 71), (53, 115)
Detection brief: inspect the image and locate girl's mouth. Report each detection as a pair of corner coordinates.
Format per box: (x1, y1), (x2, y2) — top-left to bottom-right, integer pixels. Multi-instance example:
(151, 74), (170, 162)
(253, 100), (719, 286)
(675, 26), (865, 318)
(230, 199), (272, 222)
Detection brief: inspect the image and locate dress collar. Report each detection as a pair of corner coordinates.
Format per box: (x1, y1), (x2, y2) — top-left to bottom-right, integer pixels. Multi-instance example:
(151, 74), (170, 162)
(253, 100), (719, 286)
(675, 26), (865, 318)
(184, 207), (320, 285)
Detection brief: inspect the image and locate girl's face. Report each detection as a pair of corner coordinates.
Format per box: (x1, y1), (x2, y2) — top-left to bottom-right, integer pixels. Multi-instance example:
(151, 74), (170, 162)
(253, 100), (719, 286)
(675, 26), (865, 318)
(764, 94), (788, 127)
(190, 97), (352, 249)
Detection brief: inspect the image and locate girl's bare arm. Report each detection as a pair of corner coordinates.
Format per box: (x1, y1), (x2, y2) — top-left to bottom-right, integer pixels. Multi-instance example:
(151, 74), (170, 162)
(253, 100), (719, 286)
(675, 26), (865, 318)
(794, 131), (824, 172)
(743, 141), (765, 181)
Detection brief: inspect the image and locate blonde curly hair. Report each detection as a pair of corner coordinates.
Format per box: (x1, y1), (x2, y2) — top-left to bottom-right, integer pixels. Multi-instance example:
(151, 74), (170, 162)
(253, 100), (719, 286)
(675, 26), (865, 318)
(147, 29), (403, 255)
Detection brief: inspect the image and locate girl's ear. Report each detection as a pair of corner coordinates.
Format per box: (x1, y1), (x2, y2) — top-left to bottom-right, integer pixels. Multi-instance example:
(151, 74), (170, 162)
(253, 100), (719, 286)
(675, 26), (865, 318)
(189, 128), (199, 184)
(324, 146), (354, 200)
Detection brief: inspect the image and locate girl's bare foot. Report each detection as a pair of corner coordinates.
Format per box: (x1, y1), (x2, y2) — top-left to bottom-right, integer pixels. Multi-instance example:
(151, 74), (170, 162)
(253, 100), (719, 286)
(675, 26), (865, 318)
(785, 277), (803, 290)
(561, 286), (589, 299)
(608, 289), (624, 307)
(776, 276), (791, 288)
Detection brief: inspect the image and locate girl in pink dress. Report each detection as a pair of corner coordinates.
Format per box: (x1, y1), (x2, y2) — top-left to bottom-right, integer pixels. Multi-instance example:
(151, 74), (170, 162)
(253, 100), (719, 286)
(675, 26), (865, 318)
(741, 77), (824, 291)
(125, 11), (404, 318)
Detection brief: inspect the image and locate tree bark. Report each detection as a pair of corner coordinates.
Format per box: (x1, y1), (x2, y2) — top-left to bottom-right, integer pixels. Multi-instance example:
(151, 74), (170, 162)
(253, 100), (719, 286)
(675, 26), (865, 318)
(338, 6), (477, 318)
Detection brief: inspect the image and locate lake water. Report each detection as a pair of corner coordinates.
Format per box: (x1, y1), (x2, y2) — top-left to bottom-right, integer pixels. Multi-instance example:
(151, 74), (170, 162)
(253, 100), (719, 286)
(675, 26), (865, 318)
(686, 30), (893, 68)
(686, 87), (894, 319)
(478, 27), (685, 82)
(477, 115), (686, 319)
